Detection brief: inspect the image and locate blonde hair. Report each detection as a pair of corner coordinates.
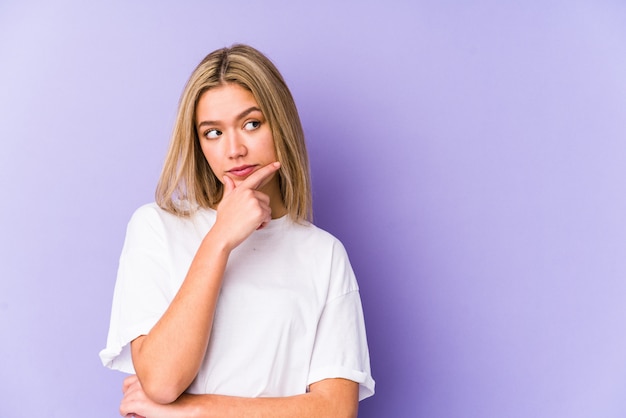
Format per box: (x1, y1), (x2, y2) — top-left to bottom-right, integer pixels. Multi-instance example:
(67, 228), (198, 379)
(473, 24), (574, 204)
(155, 44), (312, 221)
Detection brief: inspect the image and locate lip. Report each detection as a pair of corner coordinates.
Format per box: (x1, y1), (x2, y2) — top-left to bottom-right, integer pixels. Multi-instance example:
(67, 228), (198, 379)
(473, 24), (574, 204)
(227, 164), (258, 177)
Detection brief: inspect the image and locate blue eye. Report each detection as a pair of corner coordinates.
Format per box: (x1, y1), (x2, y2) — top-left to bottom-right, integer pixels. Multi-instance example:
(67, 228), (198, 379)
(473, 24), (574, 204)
(205, 129), (221, 139)
(244, 121), (260, 131)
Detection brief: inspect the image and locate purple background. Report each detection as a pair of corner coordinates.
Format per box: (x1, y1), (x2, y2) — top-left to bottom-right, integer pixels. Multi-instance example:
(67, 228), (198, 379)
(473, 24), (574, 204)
(1, 1), (625, 416)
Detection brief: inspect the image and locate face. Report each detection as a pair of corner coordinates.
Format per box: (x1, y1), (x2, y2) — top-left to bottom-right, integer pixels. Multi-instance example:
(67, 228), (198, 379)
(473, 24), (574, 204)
(196, 83), (280, 194)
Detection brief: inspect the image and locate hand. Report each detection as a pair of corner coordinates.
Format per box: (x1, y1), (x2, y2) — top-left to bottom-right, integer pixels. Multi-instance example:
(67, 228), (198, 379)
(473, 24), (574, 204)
(121, 375), (213, 418)
(213, 162), (280, 250)
(120, 375), (169, 418)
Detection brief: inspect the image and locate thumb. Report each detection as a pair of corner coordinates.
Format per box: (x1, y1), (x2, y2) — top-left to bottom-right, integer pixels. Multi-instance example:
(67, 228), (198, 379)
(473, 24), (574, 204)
(223, 175), (236, 195)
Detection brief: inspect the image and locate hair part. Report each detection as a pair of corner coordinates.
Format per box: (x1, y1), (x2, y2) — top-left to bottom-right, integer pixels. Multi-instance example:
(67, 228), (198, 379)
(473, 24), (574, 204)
(155, 44), (312, 222)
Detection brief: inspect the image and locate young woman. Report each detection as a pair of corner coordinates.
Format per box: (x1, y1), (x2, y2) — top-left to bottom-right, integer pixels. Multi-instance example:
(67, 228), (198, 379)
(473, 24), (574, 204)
(100, 44), (374, 417)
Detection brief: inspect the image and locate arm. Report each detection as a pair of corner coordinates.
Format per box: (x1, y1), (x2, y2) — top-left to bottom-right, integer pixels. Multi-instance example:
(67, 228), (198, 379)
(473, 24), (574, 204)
(130, 163), (281, 404)
(120, 375), (359, 418)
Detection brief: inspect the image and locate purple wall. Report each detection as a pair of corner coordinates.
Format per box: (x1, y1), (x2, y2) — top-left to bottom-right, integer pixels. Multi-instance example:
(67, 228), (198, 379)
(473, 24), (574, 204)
(1, 1), (625, 416)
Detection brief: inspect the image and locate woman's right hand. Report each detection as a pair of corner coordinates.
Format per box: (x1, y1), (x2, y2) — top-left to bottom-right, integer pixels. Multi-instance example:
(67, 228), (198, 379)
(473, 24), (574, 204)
(212, 161), (280, 251)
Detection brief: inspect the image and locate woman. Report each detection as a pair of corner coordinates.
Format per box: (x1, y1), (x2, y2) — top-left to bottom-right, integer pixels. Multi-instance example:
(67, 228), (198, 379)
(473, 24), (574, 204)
(100, 44), (374, 417)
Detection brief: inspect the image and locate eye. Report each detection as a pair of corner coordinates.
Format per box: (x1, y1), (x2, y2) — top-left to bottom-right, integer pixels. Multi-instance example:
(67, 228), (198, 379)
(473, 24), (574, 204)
(204, 129), (222, 139)
(244, 120), (261, 131)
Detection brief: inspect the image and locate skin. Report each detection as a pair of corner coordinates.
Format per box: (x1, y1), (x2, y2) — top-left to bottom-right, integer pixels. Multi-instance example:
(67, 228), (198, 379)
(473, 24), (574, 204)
(196, 83), (286, 221)
(124, 84), (358, 417)
(120, 375), (358, 418)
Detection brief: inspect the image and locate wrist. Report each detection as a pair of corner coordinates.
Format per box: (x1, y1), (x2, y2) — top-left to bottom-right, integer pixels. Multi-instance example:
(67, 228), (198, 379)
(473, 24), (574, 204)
(202, 225), (235, 255)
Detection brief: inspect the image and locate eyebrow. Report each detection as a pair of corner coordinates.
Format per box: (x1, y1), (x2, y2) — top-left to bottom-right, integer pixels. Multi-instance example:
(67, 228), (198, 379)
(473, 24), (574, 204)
(197, 106), (263, 130)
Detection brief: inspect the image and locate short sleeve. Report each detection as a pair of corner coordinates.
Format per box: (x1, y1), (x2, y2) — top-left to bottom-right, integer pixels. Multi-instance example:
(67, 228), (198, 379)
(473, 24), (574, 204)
(307, 242), (375, 401)
(99, 205), (173, 373)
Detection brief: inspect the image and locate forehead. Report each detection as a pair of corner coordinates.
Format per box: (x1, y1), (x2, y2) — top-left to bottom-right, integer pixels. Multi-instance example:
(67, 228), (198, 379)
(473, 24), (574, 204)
(196, 84), (259, 120)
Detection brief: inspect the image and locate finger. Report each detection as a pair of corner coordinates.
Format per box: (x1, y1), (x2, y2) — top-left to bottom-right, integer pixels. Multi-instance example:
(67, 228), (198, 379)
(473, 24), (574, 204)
(257, 211), (272, 230)
(256, 200), (272, 230)
(253, 190), (272, 212)
(253, 190), (271, 206)
(240, 161), (280, 191)
(223, 174), (236, 194)
(122, 375), (139, 393)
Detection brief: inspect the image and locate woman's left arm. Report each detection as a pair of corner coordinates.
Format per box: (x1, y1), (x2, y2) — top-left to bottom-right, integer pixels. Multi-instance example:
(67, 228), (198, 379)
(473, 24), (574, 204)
(120, 375), (359, 418)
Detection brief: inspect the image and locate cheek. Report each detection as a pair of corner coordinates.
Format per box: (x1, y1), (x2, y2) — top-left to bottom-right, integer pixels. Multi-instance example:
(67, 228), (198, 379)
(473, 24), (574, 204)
(262, 133), (278, 159)
(199, 148), (222, 179)
(200, 143), (218, 165)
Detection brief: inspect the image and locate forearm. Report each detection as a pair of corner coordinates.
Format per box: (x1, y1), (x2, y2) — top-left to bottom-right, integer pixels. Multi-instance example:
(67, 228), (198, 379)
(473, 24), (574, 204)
(121, 377), (358, 418)
(176, 379), (358, 418)
(129, 163), (286, 404)
(131, 228), (231, 403)
(182, 393), (357, 418)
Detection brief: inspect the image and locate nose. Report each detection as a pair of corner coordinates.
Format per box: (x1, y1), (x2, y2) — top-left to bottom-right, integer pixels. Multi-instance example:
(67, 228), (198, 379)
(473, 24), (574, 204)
(226, 130), (247, 159)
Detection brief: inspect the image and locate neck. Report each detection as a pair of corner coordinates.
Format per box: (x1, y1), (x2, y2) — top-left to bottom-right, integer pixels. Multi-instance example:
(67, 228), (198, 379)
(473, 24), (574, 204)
(270, 204), (287, 219)
(260, 176), (287, 219)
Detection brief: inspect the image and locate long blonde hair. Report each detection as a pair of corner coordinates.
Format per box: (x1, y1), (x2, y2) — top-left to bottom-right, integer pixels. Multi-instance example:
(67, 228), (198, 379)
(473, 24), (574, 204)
(156, 44), (312, 221)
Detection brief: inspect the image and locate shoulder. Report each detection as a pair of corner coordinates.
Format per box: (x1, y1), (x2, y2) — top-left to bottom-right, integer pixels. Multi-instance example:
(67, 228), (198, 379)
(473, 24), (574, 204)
(124, 203), (168, 238)
(125, 203), (216, 248)
(128, 202), (213, 229)
(284, 220), (351, 259)
(120, 203), (171, 251)
(129, 202), (176, 224)
(290, 222), (360, 296)
(285, 219), (336, 242)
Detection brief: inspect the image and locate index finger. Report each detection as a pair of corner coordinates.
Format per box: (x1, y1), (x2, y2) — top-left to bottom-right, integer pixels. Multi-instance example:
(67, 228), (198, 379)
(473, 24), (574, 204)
(122, 375), (139, 393)
(240, 161), (281, 190)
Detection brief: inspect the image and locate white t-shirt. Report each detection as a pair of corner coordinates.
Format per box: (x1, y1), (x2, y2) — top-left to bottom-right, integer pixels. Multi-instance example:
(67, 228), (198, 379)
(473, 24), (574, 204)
(99, 203), (375, 401)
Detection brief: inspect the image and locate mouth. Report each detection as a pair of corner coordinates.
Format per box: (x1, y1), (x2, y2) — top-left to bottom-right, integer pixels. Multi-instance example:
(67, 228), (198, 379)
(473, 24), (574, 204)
(227, 164), (258, 178)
